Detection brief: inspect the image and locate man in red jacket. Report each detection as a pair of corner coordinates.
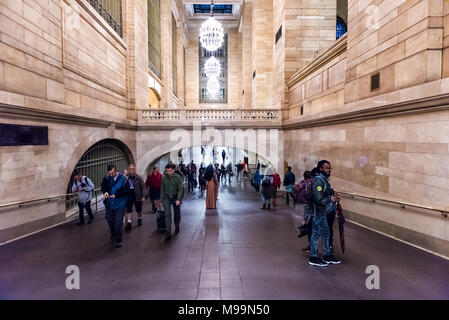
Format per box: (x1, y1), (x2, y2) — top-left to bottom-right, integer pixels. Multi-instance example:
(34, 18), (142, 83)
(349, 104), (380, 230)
(272, 171), (281, 206)
(145, 166), (162, 214)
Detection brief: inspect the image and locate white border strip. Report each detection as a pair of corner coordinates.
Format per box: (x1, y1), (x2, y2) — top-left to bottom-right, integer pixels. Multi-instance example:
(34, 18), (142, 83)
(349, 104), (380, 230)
(0, 214), (80, 246)
(347, 219), (449, 261)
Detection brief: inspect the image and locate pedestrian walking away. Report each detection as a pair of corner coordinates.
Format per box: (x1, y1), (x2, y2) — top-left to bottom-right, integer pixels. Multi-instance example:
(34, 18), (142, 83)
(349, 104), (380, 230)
(260, 175), (275, 210)
(284, 166), (296, 205)
(205, 165), (218, 209)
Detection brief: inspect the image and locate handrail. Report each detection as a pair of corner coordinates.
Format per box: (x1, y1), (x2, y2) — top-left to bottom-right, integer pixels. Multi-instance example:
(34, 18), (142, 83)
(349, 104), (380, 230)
(0, 188), (102, 210)
(338, 191), (448, 218)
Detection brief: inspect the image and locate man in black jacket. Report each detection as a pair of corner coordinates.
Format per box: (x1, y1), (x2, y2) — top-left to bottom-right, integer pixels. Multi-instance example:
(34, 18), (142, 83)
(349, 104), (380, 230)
(124, 164), (146, 231)
(283, 166), (296, 205)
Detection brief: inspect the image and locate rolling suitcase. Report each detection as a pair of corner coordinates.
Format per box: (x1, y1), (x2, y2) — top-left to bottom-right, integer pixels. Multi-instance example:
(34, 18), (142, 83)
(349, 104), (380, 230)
(156, 204), (166, 232)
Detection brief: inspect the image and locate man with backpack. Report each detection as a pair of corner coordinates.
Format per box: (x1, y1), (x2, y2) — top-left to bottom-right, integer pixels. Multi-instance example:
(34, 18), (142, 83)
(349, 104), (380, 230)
(284, 166), (296, 205)
(101, 164), (130, 248)
(308, 160), (341, 267)
(160, 163), (184, 240)
(261, 175), (275, 210)
(72, 170), (95, 225)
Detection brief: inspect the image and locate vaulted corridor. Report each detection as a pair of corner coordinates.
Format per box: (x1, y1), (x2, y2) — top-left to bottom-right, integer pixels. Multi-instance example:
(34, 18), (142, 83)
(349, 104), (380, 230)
(1, 181), (448, 300)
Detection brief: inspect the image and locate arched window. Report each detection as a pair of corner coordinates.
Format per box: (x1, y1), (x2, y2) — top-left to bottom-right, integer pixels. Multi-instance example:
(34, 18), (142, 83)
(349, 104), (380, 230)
(148, 0), (161, 78)
(66, 139), (133, 209)
(336, 16), (347, 40)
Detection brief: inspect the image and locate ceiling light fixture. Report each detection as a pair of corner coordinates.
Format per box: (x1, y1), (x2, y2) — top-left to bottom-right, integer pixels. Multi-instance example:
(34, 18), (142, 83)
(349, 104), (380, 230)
(204, 56), (221, 78)
(199, 1), (224, 52)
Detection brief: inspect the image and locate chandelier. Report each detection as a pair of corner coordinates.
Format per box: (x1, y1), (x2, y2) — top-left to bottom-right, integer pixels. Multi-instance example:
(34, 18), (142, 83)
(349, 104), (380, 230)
(199, 1), (224, 52)
(204, 57), (221, 78)
(207, 76), (220, 96)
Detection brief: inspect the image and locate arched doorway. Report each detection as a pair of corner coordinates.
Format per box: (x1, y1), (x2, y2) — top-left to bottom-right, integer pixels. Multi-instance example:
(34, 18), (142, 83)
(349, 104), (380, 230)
(145, 146), (276, 177)
(66, 139), (134, 209)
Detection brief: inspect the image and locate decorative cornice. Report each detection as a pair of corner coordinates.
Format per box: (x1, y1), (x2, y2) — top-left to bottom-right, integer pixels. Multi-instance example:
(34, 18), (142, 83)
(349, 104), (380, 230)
(282, 93), (449, 131)
(0, 103), (137, 130)
(288, 34), (347, 89)
(2, 94), (449, 133)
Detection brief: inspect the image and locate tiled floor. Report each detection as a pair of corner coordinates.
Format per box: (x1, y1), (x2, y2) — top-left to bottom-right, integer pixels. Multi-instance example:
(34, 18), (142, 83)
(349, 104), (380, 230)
(1, 179), (448, 299)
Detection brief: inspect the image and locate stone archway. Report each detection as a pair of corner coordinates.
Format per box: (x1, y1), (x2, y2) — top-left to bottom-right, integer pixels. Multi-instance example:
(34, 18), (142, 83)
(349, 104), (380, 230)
(137, 127), (284, 178)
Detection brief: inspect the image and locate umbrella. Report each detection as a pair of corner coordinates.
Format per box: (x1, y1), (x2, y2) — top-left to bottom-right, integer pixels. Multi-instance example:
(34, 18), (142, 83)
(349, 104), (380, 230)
(336, 202), (345, 254)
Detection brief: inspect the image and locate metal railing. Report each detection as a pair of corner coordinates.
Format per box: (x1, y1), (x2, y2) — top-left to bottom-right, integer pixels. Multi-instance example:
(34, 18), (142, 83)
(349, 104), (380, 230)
(0, 189), (104, 214)
(87, 0), (122, 37)
(338, 191), (448, 218)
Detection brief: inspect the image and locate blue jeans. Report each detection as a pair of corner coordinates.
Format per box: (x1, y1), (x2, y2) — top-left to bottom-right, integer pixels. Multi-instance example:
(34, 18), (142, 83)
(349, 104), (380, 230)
(105, 206), (126, 243)
(309, 202), (335, 258)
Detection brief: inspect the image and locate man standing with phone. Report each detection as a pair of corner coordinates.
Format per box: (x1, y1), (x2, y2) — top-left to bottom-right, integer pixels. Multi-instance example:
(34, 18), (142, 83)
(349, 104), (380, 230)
(160, 163), (183, 240)
(72, 170), (95, 226)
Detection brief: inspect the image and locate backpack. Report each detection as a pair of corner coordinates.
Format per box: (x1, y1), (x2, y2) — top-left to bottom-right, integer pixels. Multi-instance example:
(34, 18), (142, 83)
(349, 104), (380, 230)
(261, 176), (271, 188)
(293, 177), (315, 204)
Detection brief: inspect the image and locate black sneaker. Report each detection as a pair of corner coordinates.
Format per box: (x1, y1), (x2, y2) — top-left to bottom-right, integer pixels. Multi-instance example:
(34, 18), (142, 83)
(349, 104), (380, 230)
(308, 257), (328, 267)
(165, 232), (172, 241)
(115, 242), (122, 248)
(76, 221), (84, 226)
(175, 225), (180, 234)
(297, 226), (308, 238)
(323, 254), (341, 265)
(261, 204), (266, 210)
(138, 219), (142, 227)
(87, 219), (93, 224)
(125, 222), (132, 231)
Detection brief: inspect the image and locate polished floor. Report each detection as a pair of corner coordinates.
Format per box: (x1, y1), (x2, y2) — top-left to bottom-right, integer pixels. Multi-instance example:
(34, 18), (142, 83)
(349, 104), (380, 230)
(1, 179), (448, 300)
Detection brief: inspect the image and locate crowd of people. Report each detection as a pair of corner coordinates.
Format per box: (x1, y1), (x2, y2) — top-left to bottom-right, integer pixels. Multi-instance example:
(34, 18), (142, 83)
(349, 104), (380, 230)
(72, 156), (343, 267)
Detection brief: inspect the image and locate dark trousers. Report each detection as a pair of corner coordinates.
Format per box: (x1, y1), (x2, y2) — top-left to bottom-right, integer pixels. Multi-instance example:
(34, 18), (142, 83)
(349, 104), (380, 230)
(78, 201), (93, 223)
(188, 178), (194, 192)
(327, 209), (336, 251)
(286, 192), (295, 204)
(163, 198), (181, 232)
(105, 206), (126, 243)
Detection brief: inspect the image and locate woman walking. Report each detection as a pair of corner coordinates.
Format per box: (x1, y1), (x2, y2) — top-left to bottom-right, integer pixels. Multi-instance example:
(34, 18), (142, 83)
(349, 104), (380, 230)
(205, 165), (218, 209)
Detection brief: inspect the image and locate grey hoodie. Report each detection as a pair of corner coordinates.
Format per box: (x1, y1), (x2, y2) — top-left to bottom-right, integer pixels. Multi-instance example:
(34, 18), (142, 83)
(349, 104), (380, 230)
(72, 176), (95, 204)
